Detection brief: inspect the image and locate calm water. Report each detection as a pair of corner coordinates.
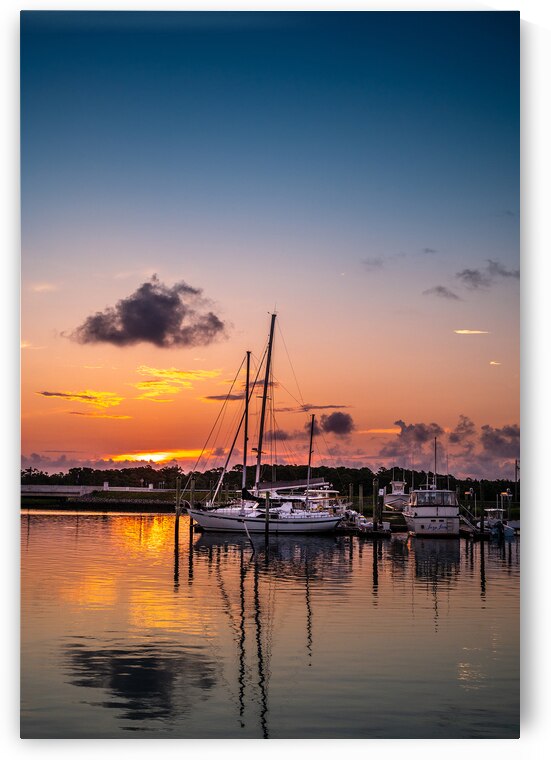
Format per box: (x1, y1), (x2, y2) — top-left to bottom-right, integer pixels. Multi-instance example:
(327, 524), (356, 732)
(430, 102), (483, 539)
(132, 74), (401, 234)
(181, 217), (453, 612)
(21, 512), (519, 739)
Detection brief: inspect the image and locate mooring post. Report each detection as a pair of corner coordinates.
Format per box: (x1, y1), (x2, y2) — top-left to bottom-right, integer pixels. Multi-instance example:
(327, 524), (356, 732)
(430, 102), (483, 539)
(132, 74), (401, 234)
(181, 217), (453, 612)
(189, 476), (195, 536)
(358, 484), (364, 515)
(265, 493), (270, 543)
(480, 500), (485, 538)
(372, 478), (379, 531)
(348, 483), (353, 508)
(175, 476), (181, 517)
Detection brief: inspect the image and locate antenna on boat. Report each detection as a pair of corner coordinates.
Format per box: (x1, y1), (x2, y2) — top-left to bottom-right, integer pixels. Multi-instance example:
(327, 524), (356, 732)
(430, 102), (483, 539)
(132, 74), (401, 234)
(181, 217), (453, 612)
(306, 414), (315, 506)
(242, 351), (251, 492)
(255, 313), (277, 493)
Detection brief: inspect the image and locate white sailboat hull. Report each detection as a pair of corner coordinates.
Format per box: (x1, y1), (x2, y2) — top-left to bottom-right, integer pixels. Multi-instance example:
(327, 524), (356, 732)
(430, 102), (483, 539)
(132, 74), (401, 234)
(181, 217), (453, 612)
(188, 508), (341, 534)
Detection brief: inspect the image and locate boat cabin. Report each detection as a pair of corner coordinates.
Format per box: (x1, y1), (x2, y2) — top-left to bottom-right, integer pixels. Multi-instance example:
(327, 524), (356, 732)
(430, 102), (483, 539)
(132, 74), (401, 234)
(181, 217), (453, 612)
(388, 480), (406, 495)
(409, 490), (458, 507)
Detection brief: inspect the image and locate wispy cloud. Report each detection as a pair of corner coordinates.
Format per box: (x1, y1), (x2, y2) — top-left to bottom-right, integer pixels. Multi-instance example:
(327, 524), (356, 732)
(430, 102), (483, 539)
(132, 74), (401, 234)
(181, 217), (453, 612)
(456, 259), (519, 290)
(454, 329), (490, 335)
(358, 427), (401, 435)
(423, 285), (461, 300)
(134, 365), (220, 401)
(486, 259), (520, 279)
(489, 360), (501, 366)
(37, 390), (124, 408)
(275, 403), (351, 413)
(362, 257), (384, 271)
(203, 393), (245, 402)
(422, 247), (438, 254)
(69, 411), (132, 419)
(30, 282), (59, 293)
(70, 275), (227, 348)
(455, 267), (491, 290)
(21, 340), (46, 350)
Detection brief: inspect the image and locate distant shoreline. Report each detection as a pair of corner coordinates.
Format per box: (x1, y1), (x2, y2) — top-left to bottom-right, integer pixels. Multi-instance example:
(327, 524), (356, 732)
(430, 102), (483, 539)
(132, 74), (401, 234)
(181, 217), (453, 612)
(21, 498), (178, 513)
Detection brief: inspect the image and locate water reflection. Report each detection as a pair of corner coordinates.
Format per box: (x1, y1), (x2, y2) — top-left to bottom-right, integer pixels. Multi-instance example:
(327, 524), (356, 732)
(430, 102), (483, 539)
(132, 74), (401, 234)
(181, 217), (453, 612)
(413, 538), (461, 583)
(193, 532), (354, 586)
(412, 538), (461, 633)
(21, 514), (520, 738)
(63, 638), (218, 730)
(190, 533), (331, 737)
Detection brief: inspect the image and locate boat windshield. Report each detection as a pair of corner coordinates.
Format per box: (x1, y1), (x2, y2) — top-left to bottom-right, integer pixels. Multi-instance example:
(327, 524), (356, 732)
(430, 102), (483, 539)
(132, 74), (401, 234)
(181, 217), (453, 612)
(414, 491), (458, 506)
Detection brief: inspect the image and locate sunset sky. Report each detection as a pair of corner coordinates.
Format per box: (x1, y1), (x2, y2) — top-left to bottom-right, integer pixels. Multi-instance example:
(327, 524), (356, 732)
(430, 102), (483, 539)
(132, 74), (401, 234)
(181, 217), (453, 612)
(21, 11), (520, 479)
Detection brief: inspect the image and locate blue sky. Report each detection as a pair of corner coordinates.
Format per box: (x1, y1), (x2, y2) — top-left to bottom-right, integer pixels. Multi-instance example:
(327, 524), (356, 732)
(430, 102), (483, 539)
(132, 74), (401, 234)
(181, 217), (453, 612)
(21, 11), (520, 478)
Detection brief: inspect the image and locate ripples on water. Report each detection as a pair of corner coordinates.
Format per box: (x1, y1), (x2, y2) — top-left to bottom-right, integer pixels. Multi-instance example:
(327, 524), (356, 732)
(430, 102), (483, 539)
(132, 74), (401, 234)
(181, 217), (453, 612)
(20, 512), (519, 738)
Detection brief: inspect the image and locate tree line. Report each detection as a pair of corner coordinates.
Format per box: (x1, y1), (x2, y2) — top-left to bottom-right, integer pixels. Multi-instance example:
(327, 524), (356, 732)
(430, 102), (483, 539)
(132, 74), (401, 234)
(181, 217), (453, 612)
(21, 463), (519, 501)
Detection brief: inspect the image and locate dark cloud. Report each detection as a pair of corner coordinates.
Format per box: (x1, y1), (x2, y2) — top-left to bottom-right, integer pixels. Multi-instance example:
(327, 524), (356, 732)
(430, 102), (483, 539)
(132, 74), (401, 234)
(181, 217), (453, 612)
(377, 419), (444, 462)
(70, 275), (226, 348)
(422, 247), (438, 254)
(306, 418), (321, 436)
(266, 429), (294, 442)
(448, 415), (476, 445)
(486, 259), (520, 280)
(321, 412), (355, 436)
(423, 286), (461, 300)
(479, 424), (520, 458)
(362, 257), (384, 271)
(456, 268), (491, 290)
(394, 419), (444, 444)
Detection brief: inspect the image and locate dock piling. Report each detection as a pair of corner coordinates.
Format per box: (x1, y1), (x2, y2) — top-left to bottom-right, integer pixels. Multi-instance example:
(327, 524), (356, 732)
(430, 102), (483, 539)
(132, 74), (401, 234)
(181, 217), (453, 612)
(372, 478), (379, 531)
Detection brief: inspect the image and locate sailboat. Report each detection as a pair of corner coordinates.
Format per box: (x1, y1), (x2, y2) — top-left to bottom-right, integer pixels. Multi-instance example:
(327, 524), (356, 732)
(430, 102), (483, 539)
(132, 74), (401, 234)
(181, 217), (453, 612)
(188, 314), (343, 534)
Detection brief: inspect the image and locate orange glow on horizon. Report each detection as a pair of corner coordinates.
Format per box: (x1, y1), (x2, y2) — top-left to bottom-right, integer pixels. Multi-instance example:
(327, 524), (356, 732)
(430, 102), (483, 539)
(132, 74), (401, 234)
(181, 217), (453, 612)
(111, 449), (211, 463)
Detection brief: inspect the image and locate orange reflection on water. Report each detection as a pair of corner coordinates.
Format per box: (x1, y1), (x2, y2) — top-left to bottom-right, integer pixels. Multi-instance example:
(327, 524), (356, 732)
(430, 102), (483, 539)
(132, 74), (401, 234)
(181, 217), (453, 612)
(59, 575), (117, 609)
(128, 588), (212, 636)
(109, 514), (175, 558)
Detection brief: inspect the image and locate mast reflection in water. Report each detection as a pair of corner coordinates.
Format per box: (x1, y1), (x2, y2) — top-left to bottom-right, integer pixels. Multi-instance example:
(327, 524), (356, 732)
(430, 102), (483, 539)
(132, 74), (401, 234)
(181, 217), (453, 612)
(21, 513), (519, 738)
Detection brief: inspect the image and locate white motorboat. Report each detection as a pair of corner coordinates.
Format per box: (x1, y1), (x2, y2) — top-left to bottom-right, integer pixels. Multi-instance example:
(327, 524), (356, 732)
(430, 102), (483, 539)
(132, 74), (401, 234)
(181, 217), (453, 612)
(402, 486), (460, 537)
(477, 508), (516, 539)
(384, 480), (409, 511)
(187, 314), (344, 535)
(402, 438), (460, 537)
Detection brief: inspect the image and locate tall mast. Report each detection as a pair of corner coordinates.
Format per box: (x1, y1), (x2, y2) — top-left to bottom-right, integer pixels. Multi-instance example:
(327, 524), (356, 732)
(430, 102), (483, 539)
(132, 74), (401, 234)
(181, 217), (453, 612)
(306, 414), (315, 504)
(241, 351), (251, 491)
(434, 436), (437, 488)
(255, 313), (277, 492)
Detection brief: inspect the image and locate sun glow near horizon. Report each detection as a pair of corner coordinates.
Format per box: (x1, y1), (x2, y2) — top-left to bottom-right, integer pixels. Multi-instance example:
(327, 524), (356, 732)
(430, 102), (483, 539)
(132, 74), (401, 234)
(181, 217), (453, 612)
(110, 449), (211, 464)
